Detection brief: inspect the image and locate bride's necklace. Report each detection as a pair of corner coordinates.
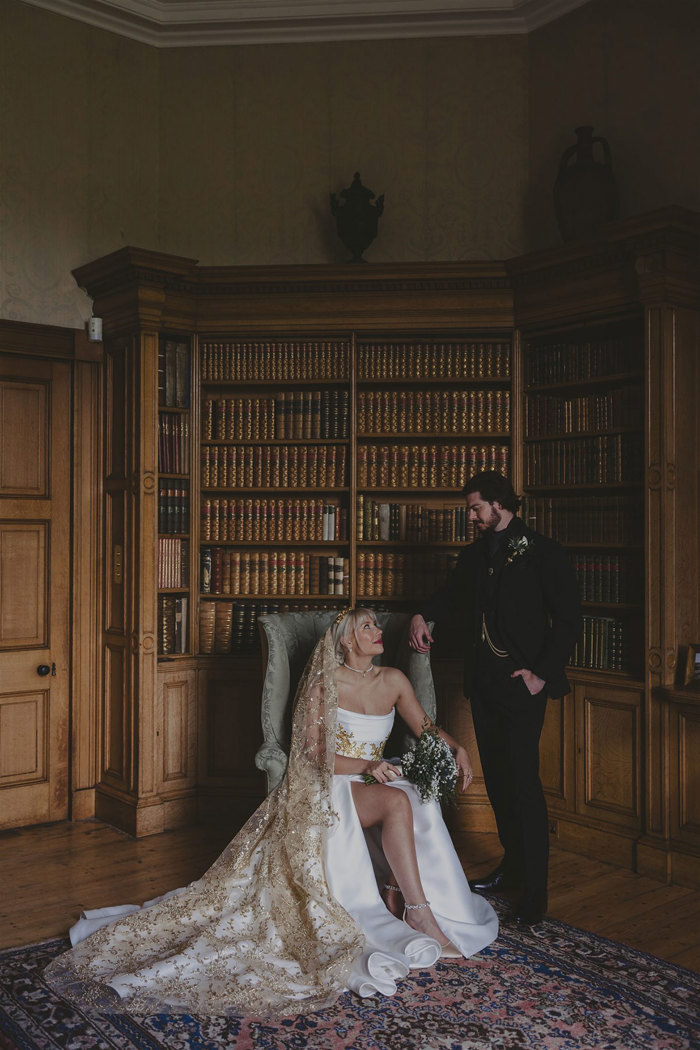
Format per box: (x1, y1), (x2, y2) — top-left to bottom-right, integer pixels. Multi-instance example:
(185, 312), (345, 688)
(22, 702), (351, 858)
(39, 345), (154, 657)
(343, 661), (376, 679)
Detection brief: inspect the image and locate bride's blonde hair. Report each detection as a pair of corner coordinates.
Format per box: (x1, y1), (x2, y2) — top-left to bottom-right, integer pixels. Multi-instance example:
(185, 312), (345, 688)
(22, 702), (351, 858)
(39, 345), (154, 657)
(332, 607), (378, 664)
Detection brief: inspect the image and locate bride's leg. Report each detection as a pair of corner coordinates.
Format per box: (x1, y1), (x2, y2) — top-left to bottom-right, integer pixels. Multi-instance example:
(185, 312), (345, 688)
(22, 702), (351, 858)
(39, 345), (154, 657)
(350, 783), (451, 946)
(380, 871), (404, 918)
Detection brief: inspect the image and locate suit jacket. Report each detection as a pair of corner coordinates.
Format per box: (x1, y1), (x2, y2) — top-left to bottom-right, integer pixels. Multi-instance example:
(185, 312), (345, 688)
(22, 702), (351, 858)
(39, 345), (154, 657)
(421, 517), (582, 699)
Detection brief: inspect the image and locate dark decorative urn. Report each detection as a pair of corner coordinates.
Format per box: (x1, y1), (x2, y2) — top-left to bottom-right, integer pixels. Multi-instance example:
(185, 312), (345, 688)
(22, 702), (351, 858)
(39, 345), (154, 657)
(553, 126), (619, 242)
(330, 172), (384, 263)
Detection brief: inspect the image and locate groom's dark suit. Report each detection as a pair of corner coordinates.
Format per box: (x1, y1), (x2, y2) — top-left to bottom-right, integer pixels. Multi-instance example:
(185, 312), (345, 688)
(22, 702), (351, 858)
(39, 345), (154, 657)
(421, 515), (581, 905)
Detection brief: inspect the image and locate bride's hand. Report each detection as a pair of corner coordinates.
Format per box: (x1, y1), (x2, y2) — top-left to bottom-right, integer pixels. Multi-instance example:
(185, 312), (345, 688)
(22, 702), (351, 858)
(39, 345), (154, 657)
(454, 746), (474, 793)
(364, 759), (402, 784)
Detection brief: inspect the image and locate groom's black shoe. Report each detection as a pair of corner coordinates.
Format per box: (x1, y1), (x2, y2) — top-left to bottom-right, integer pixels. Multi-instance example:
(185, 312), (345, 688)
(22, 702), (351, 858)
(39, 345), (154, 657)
(514, 891), (548, 925)
(469, 866), (523, 894)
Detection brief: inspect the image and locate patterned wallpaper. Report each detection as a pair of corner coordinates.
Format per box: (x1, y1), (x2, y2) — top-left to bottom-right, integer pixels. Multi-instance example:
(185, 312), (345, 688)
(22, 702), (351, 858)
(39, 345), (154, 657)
(527, 0), (700, 250)
(1, 0), (698, 328)
(1, 2), (159, 327)
(0, 1), (528, 327)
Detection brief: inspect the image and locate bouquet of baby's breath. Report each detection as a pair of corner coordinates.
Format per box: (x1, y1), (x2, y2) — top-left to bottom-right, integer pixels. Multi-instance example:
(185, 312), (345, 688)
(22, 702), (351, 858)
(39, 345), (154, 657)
(401, 725), (458, 805)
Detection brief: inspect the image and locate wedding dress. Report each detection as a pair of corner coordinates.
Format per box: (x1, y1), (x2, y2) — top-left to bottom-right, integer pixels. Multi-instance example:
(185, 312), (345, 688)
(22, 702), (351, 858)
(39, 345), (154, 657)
(45, 628), (498, 1017)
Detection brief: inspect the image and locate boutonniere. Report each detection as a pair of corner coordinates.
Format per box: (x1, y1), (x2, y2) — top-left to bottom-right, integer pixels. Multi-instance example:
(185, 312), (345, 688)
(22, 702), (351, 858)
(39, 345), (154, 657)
(505, 535), (534, 565)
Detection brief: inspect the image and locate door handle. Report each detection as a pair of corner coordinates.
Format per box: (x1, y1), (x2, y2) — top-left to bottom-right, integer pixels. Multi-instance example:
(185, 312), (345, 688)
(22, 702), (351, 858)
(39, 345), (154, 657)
(37, 664), (56, 677)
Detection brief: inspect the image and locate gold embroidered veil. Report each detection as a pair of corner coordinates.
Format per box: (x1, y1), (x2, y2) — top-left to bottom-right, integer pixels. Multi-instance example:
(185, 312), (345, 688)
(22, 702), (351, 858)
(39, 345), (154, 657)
(45, 625), (365, 1017)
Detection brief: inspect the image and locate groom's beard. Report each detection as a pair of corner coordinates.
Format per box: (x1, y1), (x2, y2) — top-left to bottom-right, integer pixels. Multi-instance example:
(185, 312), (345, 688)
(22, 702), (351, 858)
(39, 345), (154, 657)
(477, 507), (502, 532)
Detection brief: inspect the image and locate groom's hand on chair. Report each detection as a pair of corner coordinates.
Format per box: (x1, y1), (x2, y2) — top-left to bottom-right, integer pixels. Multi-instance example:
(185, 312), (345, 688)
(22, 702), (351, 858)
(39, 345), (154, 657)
(409, 615), (433, 653)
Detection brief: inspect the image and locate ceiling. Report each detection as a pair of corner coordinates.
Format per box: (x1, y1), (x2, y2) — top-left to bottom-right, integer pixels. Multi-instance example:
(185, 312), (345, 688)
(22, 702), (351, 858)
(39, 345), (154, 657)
(21, 0), (593, 47)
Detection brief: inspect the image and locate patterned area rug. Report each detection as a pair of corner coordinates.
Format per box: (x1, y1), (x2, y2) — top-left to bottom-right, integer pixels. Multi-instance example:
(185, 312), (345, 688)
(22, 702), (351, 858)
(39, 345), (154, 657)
(1, 901), (698, 1050)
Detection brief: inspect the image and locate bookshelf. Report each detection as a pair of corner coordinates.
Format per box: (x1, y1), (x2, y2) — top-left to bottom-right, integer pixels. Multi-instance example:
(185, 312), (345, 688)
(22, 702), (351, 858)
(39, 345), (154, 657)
(157, 336), (192, 657)
(520, 319), (645, 677)
(355, 337), (511, 628)
(74, 214), (700, 891)
(198, 338), (353, 655)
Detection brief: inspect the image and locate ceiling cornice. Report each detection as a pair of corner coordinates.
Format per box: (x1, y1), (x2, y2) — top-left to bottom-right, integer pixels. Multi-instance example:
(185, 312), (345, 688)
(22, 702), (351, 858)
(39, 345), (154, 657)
(20, 0), (593, 47)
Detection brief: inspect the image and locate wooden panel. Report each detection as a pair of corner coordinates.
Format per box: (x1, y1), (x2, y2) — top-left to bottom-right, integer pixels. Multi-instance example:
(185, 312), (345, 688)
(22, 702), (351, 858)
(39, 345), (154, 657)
(0, 379), (47, 496)
(105, 491), (126, 634)
(540, 695), (574, 812)
(0, 691), (47, 783)
(105, 345), (128, 481)
(0, 351), (71, 829)
(0, 523), (47, 648)
(103, 643), (127, 784)
(670, 699), (700, 850)
(198, 661), (263, 783)
(434, 659), (497, 834)
(576, 682), (642, 830)
(71, 357), (103, 816)
(158, 668), (196, 788)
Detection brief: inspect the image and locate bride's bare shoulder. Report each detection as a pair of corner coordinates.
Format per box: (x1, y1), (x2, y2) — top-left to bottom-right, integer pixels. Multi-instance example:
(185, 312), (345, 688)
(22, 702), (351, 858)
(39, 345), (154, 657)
(379, 666), (410, 691)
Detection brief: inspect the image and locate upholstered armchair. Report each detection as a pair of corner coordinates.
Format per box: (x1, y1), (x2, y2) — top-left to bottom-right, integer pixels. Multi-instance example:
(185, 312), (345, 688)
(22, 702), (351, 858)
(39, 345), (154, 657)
(255, 610), (437, 793)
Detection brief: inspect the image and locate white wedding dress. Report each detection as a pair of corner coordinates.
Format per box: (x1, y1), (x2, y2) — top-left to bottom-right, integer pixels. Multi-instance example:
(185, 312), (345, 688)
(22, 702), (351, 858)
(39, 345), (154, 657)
(327, 706), (498, 982)
(45, 632), (497, 1017)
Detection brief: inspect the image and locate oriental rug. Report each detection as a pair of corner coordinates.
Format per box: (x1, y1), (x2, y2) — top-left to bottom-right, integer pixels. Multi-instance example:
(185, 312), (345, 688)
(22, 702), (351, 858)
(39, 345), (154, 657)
(1, 901), (698, 1050)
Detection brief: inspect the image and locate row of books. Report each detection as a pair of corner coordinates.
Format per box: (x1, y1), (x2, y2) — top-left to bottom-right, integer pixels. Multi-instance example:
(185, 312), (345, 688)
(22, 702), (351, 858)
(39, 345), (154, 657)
(202, 397), (276, 442)
(158, 595), (188, 655)
(201, 443), (347, 490)
(158, 485), (189, 535)
(157, 340), (189, 409)
(200, 550), (349, 597)
(357, 497), (476, 543)
(570, 551), (642, 605)
(275, 390), (349, 439)
(525, 336), (639, 387)
(525, 435), (643, 486)
(201, 341), (351, 382)
(200, 498), (347, 543)
(520, 495), (643, 545)
(357, 342), (510, 380)
(569, 615), (630, 672)
(158, 538), (189, 589)
(358, 551), (457, 598)
(199, 600), (342, 654)
(201, 391), (350, 442)
(158, 413), (189, 475)
(358, 389), (510, 435)
(358, 443), (510, 489)
(524, 386), (642, 437)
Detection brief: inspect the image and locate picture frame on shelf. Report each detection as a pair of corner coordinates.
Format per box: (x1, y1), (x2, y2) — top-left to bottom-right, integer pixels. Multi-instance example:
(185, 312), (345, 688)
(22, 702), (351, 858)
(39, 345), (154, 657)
(682, 643), (700, 687)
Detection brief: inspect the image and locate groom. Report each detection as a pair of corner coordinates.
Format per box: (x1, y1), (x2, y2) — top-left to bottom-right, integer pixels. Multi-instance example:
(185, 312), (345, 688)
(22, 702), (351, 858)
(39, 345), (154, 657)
(409, 471), (581, 924)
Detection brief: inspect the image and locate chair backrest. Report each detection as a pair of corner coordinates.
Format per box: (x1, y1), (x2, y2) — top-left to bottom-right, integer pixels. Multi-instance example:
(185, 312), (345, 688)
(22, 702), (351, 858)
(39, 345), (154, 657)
(255, 610), (436, 793)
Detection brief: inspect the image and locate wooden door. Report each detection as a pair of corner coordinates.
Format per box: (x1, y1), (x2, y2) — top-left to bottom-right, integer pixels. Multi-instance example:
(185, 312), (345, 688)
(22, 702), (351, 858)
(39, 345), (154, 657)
(0, 355), (71, 827)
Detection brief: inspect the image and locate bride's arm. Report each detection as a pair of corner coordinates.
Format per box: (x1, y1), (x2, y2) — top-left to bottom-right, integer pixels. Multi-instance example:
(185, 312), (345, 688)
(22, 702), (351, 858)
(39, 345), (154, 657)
(334, 752), (402, 784)
(392, 670), (474, 793)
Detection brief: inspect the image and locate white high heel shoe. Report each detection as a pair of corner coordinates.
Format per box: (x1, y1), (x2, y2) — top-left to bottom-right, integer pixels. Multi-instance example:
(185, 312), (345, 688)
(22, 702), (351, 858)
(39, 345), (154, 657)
(403, 900), (462, 959)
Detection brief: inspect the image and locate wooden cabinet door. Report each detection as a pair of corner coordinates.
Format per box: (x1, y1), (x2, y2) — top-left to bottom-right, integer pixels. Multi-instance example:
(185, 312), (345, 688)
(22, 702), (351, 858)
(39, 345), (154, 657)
(0, 355), (71, 827)
(574, 680), (643, 833)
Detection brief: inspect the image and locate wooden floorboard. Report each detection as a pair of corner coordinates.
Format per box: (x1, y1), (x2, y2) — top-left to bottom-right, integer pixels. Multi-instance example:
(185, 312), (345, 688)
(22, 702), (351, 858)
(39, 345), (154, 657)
(1, 819), (698, 974)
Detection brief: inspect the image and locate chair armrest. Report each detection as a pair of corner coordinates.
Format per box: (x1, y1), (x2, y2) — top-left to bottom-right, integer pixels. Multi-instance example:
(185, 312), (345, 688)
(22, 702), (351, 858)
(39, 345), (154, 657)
(254, 743), (288, 794)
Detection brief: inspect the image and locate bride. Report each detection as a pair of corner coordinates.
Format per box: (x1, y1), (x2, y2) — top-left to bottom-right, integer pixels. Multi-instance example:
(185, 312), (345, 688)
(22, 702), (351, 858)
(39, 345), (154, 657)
(45, 608), (497, 1017)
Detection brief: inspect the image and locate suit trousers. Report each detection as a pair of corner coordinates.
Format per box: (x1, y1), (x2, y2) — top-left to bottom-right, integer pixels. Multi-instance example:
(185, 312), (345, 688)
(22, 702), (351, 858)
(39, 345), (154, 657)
(471, 643), (549, 899)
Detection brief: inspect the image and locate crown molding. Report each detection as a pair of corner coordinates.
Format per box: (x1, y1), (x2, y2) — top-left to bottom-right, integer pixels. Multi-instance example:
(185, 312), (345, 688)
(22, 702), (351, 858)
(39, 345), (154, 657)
(20, 0), (593, 47)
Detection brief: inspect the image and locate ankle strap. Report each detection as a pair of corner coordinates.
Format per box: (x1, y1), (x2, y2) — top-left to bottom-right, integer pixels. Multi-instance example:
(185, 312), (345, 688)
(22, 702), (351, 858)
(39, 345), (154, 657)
(384, 883), (402, 893)
(404, 900), (431, 910)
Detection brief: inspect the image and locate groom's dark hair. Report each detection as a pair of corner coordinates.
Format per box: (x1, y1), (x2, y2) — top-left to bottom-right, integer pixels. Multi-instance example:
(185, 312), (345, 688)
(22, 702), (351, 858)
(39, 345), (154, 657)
(463, 470), (521, 513)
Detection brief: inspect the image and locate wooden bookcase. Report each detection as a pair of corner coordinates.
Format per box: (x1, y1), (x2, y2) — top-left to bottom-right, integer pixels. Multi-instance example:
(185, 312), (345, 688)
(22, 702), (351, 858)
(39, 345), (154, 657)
(355, 336), (511, 634)
(197, 337), (353, 654)
(73, 208), (700, 889)
(157, 335), (193, 657)
(507, 207), (700, 884)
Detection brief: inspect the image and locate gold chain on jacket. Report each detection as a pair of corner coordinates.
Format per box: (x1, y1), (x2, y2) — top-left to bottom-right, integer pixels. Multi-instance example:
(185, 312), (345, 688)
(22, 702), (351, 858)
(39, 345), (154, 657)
(481, 612), (509, 658)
